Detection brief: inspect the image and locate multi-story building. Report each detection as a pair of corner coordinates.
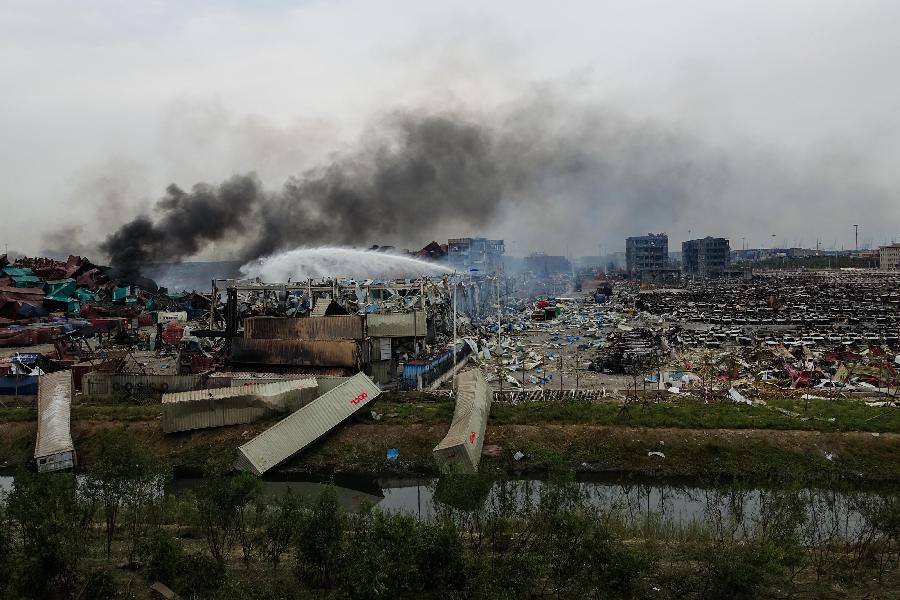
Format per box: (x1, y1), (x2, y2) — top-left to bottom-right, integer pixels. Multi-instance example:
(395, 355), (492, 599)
(682, 237), (731, 277)
(625, 234), (669, 276)
(879, 243), (900, 270)
(447, 238), (505, 275)
(524, 253), (572, 275)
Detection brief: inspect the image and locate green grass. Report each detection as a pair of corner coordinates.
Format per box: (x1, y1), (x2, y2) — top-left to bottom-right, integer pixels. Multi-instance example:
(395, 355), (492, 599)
(373, 398), (900, 433)
(72, 404), (162, 421)
(2, 395), (897, 434)
(0, 407), (35, 422)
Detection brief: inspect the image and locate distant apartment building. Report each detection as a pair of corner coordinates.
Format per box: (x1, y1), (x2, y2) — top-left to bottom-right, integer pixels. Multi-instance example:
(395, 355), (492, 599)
(682, 237), (731, 277)
(880, 243), (900, 270)
(448, 238), (505, 274)
(524, 253), (572, 275)
(625, 234), (669, 276)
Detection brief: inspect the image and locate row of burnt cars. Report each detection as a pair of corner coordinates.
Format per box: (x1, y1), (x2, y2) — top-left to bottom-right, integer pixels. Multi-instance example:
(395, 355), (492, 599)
(632, 271), (900, 352)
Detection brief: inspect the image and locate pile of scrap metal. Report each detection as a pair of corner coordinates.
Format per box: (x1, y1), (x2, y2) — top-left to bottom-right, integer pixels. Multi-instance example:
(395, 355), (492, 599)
(0, 253), (199, 349)
(591, 328), (667, 374)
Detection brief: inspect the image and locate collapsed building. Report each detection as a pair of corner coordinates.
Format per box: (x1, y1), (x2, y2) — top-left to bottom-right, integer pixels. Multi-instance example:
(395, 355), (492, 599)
(216, 275), (500, 387)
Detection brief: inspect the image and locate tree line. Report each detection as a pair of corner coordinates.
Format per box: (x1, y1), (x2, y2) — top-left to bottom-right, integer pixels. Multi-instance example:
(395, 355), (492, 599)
(0, 428), (898, 599)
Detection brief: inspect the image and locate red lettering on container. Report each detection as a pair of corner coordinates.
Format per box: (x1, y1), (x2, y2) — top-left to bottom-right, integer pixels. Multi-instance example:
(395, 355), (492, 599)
(469, 431), (477, 444)
(350, 392), (368, 405)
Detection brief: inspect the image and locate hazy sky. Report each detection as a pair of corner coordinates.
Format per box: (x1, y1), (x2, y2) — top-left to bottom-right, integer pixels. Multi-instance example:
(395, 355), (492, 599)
(2, 0), (899, 258)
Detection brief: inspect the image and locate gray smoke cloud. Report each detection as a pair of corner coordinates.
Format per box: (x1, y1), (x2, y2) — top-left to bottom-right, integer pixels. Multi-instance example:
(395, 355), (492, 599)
(96, 94), (898, 275)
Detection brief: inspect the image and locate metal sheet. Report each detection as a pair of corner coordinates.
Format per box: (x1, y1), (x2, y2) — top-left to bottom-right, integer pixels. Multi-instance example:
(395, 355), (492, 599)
(35, 371), (76, 471)
(161, 378), (318, 433)
(229, 338), (364, 367)
(244, 315), (364, 340)
(235, 372), (381, 476)
(370, 360), (392, 384)
(432, 368), (491, 474)
(82, 373), (204, 398)
(366, 311), (426, 337)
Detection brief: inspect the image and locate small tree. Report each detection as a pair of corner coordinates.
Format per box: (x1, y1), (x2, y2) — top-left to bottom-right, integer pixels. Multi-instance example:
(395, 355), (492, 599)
(294, 486), (347, 589)
(260, 491), (301, 572)
(195, 463), (260, 567)
(85, 428), (159, 561)
(7, 470), (94, 598)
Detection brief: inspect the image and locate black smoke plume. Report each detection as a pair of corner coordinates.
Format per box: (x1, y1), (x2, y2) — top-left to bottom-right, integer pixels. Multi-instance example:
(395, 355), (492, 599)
(102, 112), (505, 275)
(100, 98), (895, 275)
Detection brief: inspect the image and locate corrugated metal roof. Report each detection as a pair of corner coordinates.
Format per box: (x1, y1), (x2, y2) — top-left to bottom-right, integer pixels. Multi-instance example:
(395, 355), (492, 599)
(433, 368), (491, 474)
(235, 372), (381, 476)
(366, 311), (426, 337)
(161, 379), (318, 433)
(35, 371), (75, 459)
(244, 315), (364, 340)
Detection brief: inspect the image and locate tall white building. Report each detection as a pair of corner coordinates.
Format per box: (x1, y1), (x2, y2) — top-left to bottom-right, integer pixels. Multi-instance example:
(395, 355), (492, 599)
(879, 243), (900, 270)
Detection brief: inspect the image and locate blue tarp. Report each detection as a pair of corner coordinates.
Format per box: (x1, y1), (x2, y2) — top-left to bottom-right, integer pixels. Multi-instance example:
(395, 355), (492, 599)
(0, 375), (38, 395)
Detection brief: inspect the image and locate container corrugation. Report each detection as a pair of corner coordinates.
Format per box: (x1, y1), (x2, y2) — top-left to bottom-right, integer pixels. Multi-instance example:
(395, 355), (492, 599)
(314, 376), (352, 395)
(161, 379), (318, 433)
(229, 338), (365, 367)
(82, 373), (204, 398)
(35, 371), (76, 469)
(244, 316), (364, 340)
(366, 311), (426, 337)
(370, 360), (392, 384)
(432, 368), (491, 474)
(235, 372), (381, 476)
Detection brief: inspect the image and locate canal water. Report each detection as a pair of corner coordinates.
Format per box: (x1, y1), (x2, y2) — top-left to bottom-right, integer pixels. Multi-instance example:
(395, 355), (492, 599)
(1, 473), (888, 537)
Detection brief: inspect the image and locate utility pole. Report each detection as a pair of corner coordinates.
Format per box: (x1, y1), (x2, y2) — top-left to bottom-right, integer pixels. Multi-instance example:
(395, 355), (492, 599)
(559, 354), (563, 392)
(853, 224), (859, 251)
(452, 282), (457, 391)
(575, 345), (580, 391)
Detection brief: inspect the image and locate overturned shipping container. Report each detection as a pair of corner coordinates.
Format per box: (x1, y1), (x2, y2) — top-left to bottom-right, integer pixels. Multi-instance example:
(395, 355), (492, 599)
(235, 372), (381, 476)
(432, 369), (492, 474)
(35, 371), (76, 473)
(161, 378), (318, 433)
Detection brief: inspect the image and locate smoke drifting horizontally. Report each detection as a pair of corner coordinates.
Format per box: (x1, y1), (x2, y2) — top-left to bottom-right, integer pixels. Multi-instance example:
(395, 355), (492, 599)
(98, 98), (896, 277)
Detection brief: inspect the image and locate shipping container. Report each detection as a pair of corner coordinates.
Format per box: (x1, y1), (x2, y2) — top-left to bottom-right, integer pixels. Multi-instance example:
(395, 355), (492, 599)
(81, 372), (205, 398)
(244, 315), (364, 340)
(432, 368), (491, 474)
(161, 378), (318, 433)
(366, 311), (426, 337)
(235, 372), (381, 476)
(35, 371), (76, 473)
(229, 338), (366, 367)
(370, 359), (393, 384)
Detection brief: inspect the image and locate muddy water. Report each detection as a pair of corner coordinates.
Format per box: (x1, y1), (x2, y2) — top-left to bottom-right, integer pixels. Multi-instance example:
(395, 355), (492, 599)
(2, 473), (888, 536)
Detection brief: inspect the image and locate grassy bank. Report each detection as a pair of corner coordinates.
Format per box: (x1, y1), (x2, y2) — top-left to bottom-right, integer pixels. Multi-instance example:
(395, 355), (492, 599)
(1, 396), (899, 483)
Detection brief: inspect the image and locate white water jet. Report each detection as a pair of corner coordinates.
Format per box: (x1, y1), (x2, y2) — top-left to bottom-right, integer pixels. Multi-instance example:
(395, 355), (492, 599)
(240, 246), (454, 282)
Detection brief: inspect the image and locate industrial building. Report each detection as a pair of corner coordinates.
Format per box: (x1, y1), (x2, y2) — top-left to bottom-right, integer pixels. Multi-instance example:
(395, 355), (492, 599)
(682, 237), (732, 277)
(447, 238), (505, 275)
(523, 253), (572, 275)
(216, 275), (493, 389)
(625, 234), (669, 276)
(880, 244), (900, 270)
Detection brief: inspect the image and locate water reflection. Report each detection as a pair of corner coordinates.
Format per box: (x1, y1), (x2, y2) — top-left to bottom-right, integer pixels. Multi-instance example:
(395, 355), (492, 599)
(0, 472), (885, 538)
